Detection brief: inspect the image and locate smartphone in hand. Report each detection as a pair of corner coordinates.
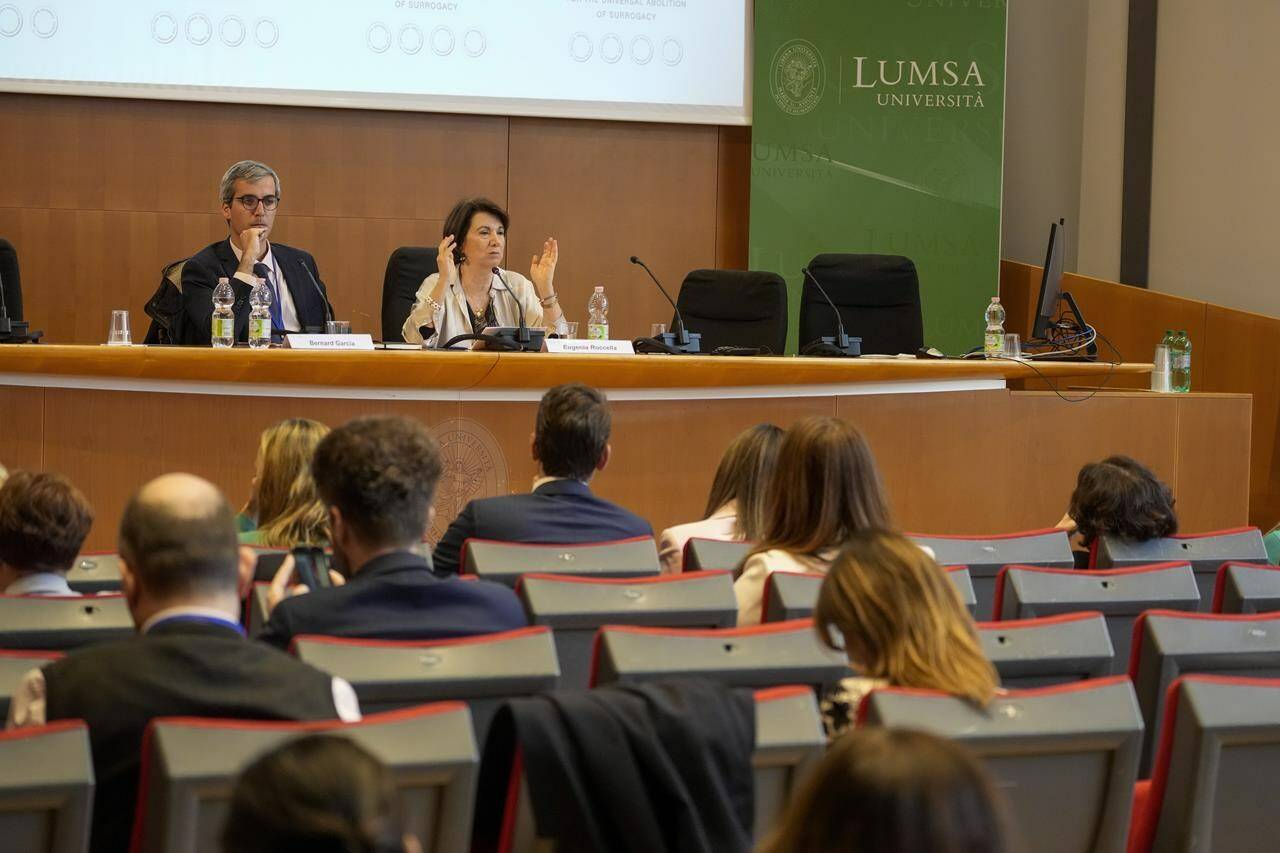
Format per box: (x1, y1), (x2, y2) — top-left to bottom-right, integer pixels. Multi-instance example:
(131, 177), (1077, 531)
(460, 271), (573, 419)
(291, 546), (332, 589)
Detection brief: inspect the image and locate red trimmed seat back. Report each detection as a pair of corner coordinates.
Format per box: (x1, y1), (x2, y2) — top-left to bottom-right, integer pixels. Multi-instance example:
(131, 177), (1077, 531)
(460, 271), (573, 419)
(976, 612), (1114, 688)
(1213, 562), (1280, 614)
(1096, 527), (1266, 611)
(589, 620), (848, 692)
(0, 649), (64, 720)
(68, 551), (123, 593)
(0, 594), (134, 650)
(908, 529), (1074, 618)
(243, 582), (271, 638)
(517, 572), (736, 689)
(130, 702), (477, 853)
(0, 720), (93, 853)
(682, 538), (753, 573)
(1130, 675), (1280, 853)
(993, 563), (1199, 673)
(860, 677), (1142, 853)
(462, 537), (660, 586)
(761, 566), (977, 623)
(1129, 610), (1280, 777)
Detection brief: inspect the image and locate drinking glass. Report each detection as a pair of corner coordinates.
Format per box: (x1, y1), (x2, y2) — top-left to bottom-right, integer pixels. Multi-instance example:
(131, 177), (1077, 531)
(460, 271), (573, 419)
(1002, 333), (1021, 359)
(560, 321), (579, 339)
(107, 310), (132, 346)
(650, 323), (668, 338)
(325, 320), (351, 335)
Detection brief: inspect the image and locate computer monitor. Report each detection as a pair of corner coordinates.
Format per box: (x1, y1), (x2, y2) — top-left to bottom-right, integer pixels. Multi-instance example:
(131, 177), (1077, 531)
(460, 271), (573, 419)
(1032, 218), (1066, 339)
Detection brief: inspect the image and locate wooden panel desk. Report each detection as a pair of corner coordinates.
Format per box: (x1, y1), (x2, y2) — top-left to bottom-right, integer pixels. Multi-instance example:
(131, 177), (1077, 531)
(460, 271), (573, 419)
(0, 346), (1248, 552)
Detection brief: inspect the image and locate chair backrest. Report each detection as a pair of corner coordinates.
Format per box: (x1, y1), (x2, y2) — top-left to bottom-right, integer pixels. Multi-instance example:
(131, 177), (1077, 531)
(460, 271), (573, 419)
(291, 627), (560, 741)
(859, 676), (1143, 853)
(0, 649), (64, 721)
(0, 594), (134, 650)
(590, 619), (849, 692)
(142, 258), (188, 345)
(242, 583), (271, 639)
(381, 246), (439, 342)
(760, 566), (977, 623)
(0, 720), (94, 853)
(251, 548), (290, 583)
(517, 572), (737, 689)
(908, 529), (1074, 618)
(461, 537), (660, 586)
(799, 253), (923, 354)
(993, 562), (1200, 672)
(1129, 610), (1280, 776)
(1213, 562), (1280, 614)
(67, 552), (123, 593)
(683, 538), (752, 572)
(977, 612), (1115, 688)
(673, 269), (788, 353)
(131, 702), (477, 853)
(0, 237), (23, 322)
(1097, 527), (1267, 610)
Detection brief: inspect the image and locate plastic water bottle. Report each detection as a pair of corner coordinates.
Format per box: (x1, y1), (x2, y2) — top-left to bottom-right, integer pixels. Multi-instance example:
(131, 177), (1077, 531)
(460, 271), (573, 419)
(983, 296), (1005, 356)
(587, 286), (609, 340)
(1171, 329), (1192, 393)
(248, 278), (272, 349)
(211, 277), (235, 348)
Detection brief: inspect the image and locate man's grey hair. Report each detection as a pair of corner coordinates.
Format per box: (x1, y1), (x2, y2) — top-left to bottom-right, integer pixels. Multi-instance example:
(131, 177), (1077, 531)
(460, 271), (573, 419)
(219, 160), (281, 205)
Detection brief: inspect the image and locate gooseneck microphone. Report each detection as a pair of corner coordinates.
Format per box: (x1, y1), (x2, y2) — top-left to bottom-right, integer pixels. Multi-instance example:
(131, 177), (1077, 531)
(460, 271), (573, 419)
(299, 260), (333, 328)
(492, 267), (530, 345)
(629, 255), (700, 354)
(800, 267), (861, 357)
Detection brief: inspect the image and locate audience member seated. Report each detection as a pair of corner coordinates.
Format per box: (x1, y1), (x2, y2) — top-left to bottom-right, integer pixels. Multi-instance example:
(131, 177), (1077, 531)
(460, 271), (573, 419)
(1056, 455), (1178, 568)
(238, 418), (331, 547)
(222, 734), (421, 853)
(656, 423), (782, 573)
(5, 473), (358, 853)
(759, 727), (1014, 853)
(432, 384), (653, 576)
(734, 417), (891, 625)
(258, 415), (526, 649)
(0, 470), (94, 597)
(815, 530), (998, 739)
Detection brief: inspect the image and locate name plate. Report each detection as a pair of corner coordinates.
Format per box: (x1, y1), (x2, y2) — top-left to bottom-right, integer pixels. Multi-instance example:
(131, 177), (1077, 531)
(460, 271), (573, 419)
(284, 334), (375, 351)
(544, 339), (636, 355)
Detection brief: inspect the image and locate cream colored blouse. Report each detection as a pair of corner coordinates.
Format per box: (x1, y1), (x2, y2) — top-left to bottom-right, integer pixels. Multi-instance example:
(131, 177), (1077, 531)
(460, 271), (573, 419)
(402, 268), (549, 347)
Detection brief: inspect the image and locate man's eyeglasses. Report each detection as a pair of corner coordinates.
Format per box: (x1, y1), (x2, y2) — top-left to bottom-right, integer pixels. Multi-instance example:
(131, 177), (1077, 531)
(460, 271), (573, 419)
(231, 194), (280, 211)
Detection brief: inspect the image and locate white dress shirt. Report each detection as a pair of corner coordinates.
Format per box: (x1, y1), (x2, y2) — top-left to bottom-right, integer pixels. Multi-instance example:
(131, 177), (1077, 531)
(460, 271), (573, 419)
(228, 239), (301, 332)
(3, 571), (76, 597)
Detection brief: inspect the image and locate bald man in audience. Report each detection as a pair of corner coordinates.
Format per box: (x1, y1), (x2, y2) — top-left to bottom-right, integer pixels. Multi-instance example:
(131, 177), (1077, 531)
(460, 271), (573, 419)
(6, 473), (359, 853)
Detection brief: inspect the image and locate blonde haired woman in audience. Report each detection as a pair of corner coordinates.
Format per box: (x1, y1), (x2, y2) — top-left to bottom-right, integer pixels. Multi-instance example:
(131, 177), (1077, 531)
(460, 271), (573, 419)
(815, 529), (999, 739)
(658, 423), (783, 573)
(733, 417), (891, 624)
(240, 418), (331, 547)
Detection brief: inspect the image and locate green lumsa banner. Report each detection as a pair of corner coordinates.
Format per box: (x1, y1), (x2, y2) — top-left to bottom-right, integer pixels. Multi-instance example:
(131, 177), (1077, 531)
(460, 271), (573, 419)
(750, 0), (1008, 355)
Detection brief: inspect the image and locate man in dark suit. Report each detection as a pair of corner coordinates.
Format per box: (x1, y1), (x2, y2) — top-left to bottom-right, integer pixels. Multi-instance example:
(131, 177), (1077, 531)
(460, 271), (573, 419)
(5, 473), (358, 853)
(175, 160), (333, 345)
(257, 415), (527, 650)
(432, 383), (653, 575)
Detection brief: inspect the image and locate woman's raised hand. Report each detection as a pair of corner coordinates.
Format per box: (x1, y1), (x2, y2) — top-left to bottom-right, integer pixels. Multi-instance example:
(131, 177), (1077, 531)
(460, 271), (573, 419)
(530, 237), (558, 296)
(437, 234), (459, 285)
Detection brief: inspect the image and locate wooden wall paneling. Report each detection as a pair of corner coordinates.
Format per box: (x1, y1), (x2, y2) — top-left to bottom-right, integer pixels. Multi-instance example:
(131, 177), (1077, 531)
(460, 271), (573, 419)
(1171, 393), (1253, 530)
(505, 117), (721, 340)
(715, 126), (752, 271)
(0, 387), (44, 472)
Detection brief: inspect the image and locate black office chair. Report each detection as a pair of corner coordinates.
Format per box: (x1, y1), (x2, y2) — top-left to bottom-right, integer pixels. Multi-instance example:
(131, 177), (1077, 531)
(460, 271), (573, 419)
(142, 258), (188, 345)
(800, 254), (923, 354)
(672, 269), (787, 354)
(381, 246), (439, 342)
(0, 237), (41, 343)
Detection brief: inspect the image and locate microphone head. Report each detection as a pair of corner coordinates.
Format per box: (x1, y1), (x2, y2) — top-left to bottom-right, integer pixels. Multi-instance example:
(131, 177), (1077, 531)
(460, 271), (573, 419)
(629, 256), (640, 264)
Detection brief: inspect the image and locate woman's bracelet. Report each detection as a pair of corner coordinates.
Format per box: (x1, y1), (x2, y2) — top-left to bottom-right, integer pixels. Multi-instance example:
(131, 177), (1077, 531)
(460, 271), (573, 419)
(424, 294), (444, 313)
(539, 293), (559, 308)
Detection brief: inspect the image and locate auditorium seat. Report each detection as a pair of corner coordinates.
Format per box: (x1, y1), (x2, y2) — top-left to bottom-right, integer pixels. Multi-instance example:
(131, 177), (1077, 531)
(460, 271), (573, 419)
(589, 619), (848, 692)
(1096, 527), (1267, 610)
(496, 685), (825, 850)
(0, 720), (94, 853)
(1129, 610), (1280, 776)
(0, 594), (134, 650)
(682, 538), (752, 572)
(672, 269), (789, 354)
(908, 529), (1074, 618)
(380, 246), (439, 342)
(1129, 675), (1280, 853)
(799, 253), (924, 355)
(67, 552), (123, 593)
(517, 571), (736, 688)
(242, 583), (271, 639)
(461, 537), (660, 586)
(0, 649), (63, 721)
(759, 566), (977, 623)
(976, 612), (1115, 688)
(992, 563), (1199, 672)
(860, 676), (1143, 853)
(131, 701), (477, 853)
(290, 627), (559, 740)
(1212, 562), (1280, 614)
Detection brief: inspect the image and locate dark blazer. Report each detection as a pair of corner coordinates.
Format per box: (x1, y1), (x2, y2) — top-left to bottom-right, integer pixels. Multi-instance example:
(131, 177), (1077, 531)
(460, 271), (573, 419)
(41, 618), (341, 853)
(176, 238), (333, 345)
(432, 478), (654, 576)
(257, 550), (528, 650)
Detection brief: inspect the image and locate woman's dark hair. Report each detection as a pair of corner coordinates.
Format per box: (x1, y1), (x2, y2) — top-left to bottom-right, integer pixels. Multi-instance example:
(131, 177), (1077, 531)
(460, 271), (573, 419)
(0, 470), (94, 574)
(441, 197), (509, 265)
(1068, 455), (1177, 545)
(221, 734), (406, 853)
(702, 424), (784, 540)
(759, 728), (1016, 853)
(533, 383), (611, 481)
